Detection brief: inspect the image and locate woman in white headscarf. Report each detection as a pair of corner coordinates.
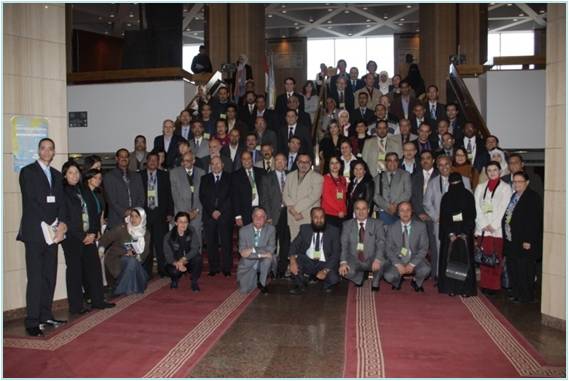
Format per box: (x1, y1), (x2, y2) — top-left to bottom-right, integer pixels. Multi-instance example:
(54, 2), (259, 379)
(378, 71), (391, 95)
(98, 207), (151, 295)
(478, 148), (510, 183)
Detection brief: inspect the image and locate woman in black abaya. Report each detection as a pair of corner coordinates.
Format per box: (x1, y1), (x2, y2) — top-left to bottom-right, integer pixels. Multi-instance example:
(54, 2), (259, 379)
(438, 172), (477, 297)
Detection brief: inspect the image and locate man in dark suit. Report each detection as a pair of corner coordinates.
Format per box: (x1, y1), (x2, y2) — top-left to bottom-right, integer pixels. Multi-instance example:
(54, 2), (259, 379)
(434, 132), (456, 159)
(260, 153), (290, 277)
(199, 156), (234, 277)
(221, 129), (244, 172)
(400, 141), (420, 176)
(18, 138), (68, 336)
(226, 104), (250, 144)
(411, 150), (439, 262)
(153, 119), (187, 169)
(254, 116), (278, 153)
(140, 152), (173, 278)
(254, 94), (276, 132)
(278, 110), (312, 157)
(410, 103), (427, 134)
(390, 80), (419, 121)
(330, 76), (354, 114)
(284, 136), (301, 172)
(282, 95), (311, 128)
(174, 110), (193, 141)
(289, 207), (341, 294)
(244, 132), (262, 164)
(197, 138), (233, 173)
(209, 86), (231, 121)
(275, 77), (305, 117)
(329, 59), (350, 95)
(446, 103), (464, 143)
(425, 85), (446, 129)
(458, 122), (489, 171)
(103, 148), (145, 229)
(347, 67), (365, 93)
(238, 91), (258, 130)
(232, 151), (265, 227)
(350, 92), (374, 126)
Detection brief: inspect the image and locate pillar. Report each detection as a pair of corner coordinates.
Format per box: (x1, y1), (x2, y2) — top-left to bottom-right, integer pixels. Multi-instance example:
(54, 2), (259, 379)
(206, 4), (266, 94)
(458, 4), (488, 65)
(541, 3), (566, 330)
(419, 4), (457, 103)
(4, 4), (69, 312)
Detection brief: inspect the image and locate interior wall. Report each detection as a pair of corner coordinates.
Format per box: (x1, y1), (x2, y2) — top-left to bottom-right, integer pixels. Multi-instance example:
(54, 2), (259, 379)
(68, 80), (194, 153)
(393, 33), (420, 78)
(4, 4), (69, 311)
(267, 37), (307, 101)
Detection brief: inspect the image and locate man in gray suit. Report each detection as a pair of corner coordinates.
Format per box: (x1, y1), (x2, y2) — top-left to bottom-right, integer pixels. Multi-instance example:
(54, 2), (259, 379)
(289, 208), (340, 294)
(373, 152), (412, 225)
(423, 155), (471, 280)
(361, 120), (403, 175)
(339, 199), (386, 292)
(254, 117), (278, 153)
(237, 207), (276, 294)
(197, 138), (233, 173)
(384, 202), (431, 292)
(128, 135), (148, 172)
(189, 120), (210, 159)
(104, 148), (145, 229)
(169, 151), (205, 248)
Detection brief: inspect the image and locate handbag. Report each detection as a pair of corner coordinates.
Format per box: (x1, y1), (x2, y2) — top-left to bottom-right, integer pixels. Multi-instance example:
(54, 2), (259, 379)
(445, 234), (470, 282)
(474, 232), (500, 267)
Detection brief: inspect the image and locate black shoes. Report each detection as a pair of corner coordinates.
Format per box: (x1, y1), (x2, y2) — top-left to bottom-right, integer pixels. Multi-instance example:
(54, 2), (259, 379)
(371, 286), (380, 292)
(392, 278), (403, 290)
(39, 319), (67, 330)
(26, 327), (43, 337)
(289, 285), (306, 295)
(170, 279), (179, 289)
(191, 283), (201, 292)
(92, 302), (116, 309)
(411, 280), (424, 293)
(208, 271), (218, 277)
(223, 271), (231, 277)
(257, 283), (269, 294)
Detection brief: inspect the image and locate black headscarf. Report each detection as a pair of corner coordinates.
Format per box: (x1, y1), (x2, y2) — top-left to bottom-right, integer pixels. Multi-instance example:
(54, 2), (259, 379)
(404, 63), (426, 97)
(439, 172), (476, 235)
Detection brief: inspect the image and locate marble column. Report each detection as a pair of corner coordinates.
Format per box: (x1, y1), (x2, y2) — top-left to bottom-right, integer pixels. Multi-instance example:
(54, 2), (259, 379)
(541, 3), (566, 330)
(4, 4), (68, 311)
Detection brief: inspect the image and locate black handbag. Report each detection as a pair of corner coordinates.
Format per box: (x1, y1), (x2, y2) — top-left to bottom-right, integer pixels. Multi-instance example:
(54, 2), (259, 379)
(474, 232), (500, 267)
(445, 234), (470, 282)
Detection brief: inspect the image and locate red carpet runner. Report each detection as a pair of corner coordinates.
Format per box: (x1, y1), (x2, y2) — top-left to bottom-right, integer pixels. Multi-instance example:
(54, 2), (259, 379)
(343, 281), (565, 378)
(4, 276), (258, 378)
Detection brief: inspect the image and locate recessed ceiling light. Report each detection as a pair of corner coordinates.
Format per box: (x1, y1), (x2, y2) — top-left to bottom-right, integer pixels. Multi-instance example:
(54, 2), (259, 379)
(398, 23), (403, 26)
(366, 24), (371, 28)
(109, 13), (115, 18)
(344, 10), (350, 14)
(327, 20), (332, 23)
(281, 10), (286, 14)
(267, 14), (273, 18)
(518, 13), (525, 16)
(513, 18), (518, 21)
(129, 12), (134, 18)
(406, 5), (412, 8)
(400, 18), (405, 21)
(366, 19), (371, 22)
(383, 15), (389, 20)
(127, 23), (132, 27)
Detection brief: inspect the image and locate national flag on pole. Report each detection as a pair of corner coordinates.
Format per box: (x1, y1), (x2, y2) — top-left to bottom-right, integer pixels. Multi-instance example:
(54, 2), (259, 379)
(266, 53), (276, 110)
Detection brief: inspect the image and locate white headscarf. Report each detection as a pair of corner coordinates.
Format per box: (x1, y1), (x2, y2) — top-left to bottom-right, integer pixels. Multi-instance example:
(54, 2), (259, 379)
(125, 207), (147, 255)
(489, 149), (509, 177)
(378, 71), (391, 95)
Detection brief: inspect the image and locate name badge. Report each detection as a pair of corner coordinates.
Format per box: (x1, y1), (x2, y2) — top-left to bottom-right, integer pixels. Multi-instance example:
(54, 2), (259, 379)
(203, 133), (211, 140)
(400, 247), (409, 257)
(148, 189), (157, 198)
(356, 243), (364, 251)
(339, 102), (345, 109)
(220, 113), (226, 120)
(256, 145), (261, 151)
(336, 192), (344, 200)
(452, 213), (463, 222)
(377, 153), (386, 161)
(47, 196), (56, 203)
(190, 186), (195, 193)
(482, 201), (493, 214)
(313, 250), (321, 260)
(468, 153), (474, 161)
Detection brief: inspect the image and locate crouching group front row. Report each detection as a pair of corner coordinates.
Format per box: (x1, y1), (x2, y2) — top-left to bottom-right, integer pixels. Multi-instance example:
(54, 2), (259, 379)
(235, 198), (432, 295)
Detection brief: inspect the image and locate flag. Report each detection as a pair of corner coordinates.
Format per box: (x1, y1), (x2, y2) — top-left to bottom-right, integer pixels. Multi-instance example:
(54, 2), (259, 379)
(266, 53), (276, 110)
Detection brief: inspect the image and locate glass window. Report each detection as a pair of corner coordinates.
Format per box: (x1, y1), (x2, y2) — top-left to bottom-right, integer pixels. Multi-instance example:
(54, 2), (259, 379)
(335, 37), (367, 77)
(486, 31), (534, 70)
(366, 36), (394, 76)
(307, 39), (335, 80)
(183, 44), (201, 73)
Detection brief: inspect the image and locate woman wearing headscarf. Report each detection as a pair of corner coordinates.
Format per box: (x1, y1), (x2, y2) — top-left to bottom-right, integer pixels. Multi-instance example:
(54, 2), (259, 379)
(478, 148), (509, 183)
(404, 63), (426, 99)
(98, 207), (150, 295)
(474, 161), (512, 295)
(452, 147), (480, 189)
(438, 172), (477, 297)
(502, 171), (543, 303)
(232, 54), (253, 102)
(61, 162), (115, 314)
(378, 71), (391, 95)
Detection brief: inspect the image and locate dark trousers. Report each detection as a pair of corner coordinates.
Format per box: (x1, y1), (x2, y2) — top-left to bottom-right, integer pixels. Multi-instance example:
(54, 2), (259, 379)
(276, 207), (291, 276)
(204, 217), (233, 273)
(165, 255), (203, 285)
(144, 213), (169, 277)
(294, 255), (339, 288)
(325, 215), (345, 230)
(24, 241), (57, 328)
(62, 238), (105, 313)
(505, 241), (537, 302)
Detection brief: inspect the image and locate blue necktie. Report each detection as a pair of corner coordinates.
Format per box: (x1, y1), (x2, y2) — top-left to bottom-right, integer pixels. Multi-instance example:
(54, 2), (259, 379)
(44, 167), (52, 187)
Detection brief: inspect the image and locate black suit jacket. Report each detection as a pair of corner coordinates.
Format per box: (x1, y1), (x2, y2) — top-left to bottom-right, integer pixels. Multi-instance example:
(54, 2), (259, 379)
(410, 168), (439, 215)
(220, 145), (245, 172)
(62, 184), (99, 242)
(347, 78), (365, 94)
(197, 154), (234, 174)
(390, 95), (419, 121)
(18, 161), (67, 243)
(231, 167), (265, 224)
(140, 169), (174, 223)
(238, 104), (257, 129)
(254, 108), (277, 132)
(457, 137), (489, 171)
(276, 92), (305, 116)
(209, 99), (230, 121)
(199, 171), (233, 222)
(331, 89), (355, 113)
(346, 176), (375, 218)
(350, 107), (374, 126)
(153, 134), (186, 169)
(289, 224), (340, 271)
(425, 102), (446, 128)
(501, 188), (543, 257)
(277, 123), (312, 157)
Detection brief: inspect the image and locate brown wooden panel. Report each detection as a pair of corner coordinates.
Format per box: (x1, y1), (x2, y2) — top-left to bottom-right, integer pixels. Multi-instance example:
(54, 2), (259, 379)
(73, 29), (124, 72)
(493, 56), (546, 66)
(67, 67), (193, 84)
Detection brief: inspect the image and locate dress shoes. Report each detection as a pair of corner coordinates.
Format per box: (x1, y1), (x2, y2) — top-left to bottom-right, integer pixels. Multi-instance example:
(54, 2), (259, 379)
(257, 283), (269, 294)
(92, 302), (116, 309)
(354, 282), (364, 288)
(411, 280), (424, 293)
(223, 271), (231, 277)
(71, 307), (91, 315)
(207, 271), (218, 277)
(39, 319), (67, 329)
(392, 278), (403, 290)
(371, 286), (380, 292)
(289, 286), (305, 295)
(191, 283), (201, 292)
(26, 327), (44, 337)
(170, 279), (179, 289)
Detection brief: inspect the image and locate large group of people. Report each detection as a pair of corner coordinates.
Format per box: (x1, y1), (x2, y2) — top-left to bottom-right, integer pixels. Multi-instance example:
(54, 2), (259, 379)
(18, 58), (544, 337)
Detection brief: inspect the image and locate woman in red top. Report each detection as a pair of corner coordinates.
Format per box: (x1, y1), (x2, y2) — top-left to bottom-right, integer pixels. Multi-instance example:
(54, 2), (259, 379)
(214, 119), (230, 147)
(321, 156), (348, 228)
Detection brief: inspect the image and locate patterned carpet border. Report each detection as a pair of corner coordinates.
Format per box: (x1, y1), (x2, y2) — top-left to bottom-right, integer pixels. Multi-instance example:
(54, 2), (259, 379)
(3, 278), (169, 351)
(143, 289), (258, 378)
(355, 286), (385, 378)
(462, 296), (566, 378)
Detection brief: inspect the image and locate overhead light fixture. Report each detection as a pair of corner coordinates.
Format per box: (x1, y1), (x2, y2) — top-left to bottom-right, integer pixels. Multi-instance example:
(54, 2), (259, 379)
(327, 20), (332, 23)
(281, 10), (286, 14)
(383, 15), (389, 20)
(344, 10), (350, 14)
(518, 13), (525, 16)
(127, 22), (132, 27)
(267, 14), (273, 18)
(406, 5), (412, 8)
(129, 12), (134, 18)
(109, 13), (115, 18)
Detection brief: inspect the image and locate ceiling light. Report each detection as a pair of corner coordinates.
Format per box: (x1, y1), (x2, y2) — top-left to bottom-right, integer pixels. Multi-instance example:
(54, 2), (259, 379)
(127, 22), (132, 27)
(109, 13), (115, 18)
(400, 18), (405, 21)
(513, 18), (518, 21)
(406, 5), (412, 8)
(327, 20), (332, 23)
(366, 19), (371, 22)
(129, 12), (134, 18)
(267, 14), (273, 18)
(383, 15), (389, 20)
(344, 10), (350, 14)
(363, 7), (368, 10)
(281, 10), (287, 14)
(518, 13), (525, 16)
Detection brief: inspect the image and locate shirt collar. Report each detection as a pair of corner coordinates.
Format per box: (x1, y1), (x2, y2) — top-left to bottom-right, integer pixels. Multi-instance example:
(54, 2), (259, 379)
(357, 219), (367, 229)
(37, 160), (50, 171)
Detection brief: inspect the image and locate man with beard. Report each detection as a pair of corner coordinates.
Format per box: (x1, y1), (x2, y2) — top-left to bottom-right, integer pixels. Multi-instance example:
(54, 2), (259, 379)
(288, 207), (340, 294)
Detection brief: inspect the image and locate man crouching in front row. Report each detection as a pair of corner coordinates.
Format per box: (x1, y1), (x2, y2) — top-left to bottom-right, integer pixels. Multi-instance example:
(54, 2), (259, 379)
(289, 207), (340, 295)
